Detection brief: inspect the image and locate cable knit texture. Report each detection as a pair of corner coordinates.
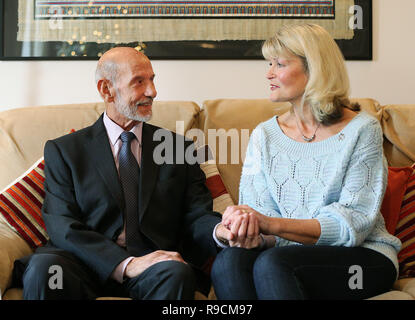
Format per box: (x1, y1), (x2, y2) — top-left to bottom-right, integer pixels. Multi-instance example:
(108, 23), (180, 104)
(239, 111), (402, 275)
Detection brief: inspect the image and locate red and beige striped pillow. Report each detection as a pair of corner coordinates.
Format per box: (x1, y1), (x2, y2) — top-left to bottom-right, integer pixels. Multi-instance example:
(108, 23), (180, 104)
(200, 161), (234, 214)
(195, 144), (234, 214)
(0, 158), (48, 249)
(395, 163), (415, 278)
(0, 130), (77, 249)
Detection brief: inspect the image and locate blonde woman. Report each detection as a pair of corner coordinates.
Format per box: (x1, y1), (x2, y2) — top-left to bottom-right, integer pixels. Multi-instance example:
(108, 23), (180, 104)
(212, 24), (401, 300)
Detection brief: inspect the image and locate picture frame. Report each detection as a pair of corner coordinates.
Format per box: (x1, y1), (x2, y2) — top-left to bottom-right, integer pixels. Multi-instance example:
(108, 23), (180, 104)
(0, 0), (372, 60)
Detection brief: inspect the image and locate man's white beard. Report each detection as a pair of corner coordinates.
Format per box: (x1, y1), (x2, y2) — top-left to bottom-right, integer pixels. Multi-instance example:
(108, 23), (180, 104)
(115, 93), (152, 122)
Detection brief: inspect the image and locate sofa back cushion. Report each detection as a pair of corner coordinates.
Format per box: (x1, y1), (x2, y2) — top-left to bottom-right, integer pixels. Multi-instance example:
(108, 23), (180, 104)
(0, 103), (105, 192)
(199, 99), (291, 203)
(199, 98), (383, 203)
(381, 104), (415, 167)
(0, 101), (200, 191)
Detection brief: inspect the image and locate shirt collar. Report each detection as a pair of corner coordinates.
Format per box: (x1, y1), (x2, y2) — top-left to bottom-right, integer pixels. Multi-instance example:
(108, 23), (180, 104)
(103, 111), (142, 146)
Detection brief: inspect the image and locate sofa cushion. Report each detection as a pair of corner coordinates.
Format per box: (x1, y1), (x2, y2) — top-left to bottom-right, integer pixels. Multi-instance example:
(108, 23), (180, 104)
(1, 288), (23, 300)
(199, 99), (291, 203)
(1, 288), (209, 300)
(350, 98), (383, 121)
(0, 101), (200, 192)
(0, 221), (32, 297)
(200, 98), (381, 204)
(381, 104), (415, 167)
(0, 103), (105, 192)
(200, 160), (234, 214)
(381, 166), (414, 235)
(367, 290), (414, 300)
(393, 277), (415, 298)
(395, 163), (415, 279)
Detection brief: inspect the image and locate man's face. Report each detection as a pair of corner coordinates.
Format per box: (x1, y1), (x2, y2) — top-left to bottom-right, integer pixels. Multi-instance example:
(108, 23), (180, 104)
(113, 57), (157, 122)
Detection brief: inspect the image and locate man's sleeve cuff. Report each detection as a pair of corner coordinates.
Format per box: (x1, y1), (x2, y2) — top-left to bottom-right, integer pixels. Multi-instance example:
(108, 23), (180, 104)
(212, 223), (229, 249)
(111, 256), (134, 283)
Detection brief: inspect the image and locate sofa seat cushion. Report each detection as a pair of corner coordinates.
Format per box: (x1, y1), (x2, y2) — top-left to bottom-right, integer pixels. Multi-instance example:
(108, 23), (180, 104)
(2, 288), (208, 300)
(367, 290), (414, 300)
(393, 277), (415, 298)
(2, 288), (23, 300)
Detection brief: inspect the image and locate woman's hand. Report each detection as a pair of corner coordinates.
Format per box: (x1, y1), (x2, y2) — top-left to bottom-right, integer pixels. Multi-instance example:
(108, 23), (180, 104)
(222, 205), (321, 245)
(228, 212), (262, 249)
(217, 206), (263, 249)
(223, 205), (272, 235)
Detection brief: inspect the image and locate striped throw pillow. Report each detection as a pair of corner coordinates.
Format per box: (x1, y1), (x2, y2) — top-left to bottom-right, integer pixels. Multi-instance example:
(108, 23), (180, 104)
(395, 163), (415, 278)
(200, 161), (234, 214)
(0, 129), (76, 249)
(0, 157), (48, 249)
(196, 145), (234, 214)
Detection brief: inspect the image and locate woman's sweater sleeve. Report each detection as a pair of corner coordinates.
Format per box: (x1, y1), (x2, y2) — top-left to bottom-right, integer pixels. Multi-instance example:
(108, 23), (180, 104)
(315, 120), (388, 247)
(239, 126), (297, 247)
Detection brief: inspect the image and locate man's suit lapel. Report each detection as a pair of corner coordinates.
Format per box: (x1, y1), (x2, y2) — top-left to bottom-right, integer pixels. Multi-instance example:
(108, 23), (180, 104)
(139, 123), (160, 222)
(85, 115), (125, 213)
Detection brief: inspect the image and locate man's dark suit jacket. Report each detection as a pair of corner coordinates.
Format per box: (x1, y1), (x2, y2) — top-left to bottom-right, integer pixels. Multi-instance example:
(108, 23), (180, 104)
(17, 114), (221, 287)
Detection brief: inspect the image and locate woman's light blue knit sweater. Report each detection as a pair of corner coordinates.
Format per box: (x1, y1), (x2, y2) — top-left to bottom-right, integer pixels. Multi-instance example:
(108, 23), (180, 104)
(239, 111), (401, 274)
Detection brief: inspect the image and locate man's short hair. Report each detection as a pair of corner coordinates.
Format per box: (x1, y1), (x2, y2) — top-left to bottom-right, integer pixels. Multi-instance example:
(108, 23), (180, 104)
(95, 60), (120, 86)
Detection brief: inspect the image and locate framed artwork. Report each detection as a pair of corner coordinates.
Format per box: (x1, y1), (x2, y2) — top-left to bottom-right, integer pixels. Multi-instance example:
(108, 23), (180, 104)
(0, 0), (372, 60)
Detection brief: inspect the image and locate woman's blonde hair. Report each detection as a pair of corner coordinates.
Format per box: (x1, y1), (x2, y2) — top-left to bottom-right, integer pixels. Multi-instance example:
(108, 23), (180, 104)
(262, 23), (359, 125)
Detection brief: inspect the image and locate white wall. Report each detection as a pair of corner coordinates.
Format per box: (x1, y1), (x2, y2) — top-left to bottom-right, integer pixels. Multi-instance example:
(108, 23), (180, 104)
(1, 0), (414, 111)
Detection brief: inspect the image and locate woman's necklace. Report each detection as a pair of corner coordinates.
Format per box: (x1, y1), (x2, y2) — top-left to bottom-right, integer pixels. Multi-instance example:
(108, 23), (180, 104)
(293, 110), (321, 142)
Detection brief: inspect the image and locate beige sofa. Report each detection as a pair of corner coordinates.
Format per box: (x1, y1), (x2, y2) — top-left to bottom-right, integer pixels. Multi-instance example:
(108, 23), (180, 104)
(0, 98), (414, 300)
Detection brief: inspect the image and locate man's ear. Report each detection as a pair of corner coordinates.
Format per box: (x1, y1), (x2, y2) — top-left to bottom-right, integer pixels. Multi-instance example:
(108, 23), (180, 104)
(97, 79), (115, 103)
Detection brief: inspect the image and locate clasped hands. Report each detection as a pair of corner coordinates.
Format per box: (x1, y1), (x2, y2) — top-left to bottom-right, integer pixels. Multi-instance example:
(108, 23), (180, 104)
(125, 205), (268, 279)
(215, 205), (267, 249)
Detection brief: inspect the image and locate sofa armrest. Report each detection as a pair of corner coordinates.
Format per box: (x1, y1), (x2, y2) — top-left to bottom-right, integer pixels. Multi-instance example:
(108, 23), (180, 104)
(368, 290), (414, 300)
(393, 278), (415, 298)
(0, 221), (33, 296)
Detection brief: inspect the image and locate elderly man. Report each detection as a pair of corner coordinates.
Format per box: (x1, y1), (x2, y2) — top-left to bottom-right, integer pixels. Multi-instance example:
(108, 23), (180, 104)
(18, 47), (243, 300)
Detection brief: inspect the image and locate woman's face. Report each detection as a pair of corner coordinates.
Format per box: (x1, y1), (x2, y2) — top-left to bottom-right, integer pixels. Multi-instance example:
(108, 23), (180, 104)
(266, 54), (308, 106)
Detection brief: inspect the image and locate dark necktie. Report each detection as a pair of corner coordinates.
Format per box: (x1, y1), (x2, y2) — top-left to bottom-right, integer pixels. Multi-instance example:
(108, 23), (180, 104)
(119, 131), (148, 256)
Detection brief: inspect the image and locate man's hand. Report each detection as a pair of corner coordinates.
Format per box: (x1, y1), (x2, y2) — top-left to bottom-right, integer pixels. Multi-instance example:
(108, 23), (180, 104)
(216, 206), (263, 249)
(215, 222), (235, 246)
(124, 250), (186, 279)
